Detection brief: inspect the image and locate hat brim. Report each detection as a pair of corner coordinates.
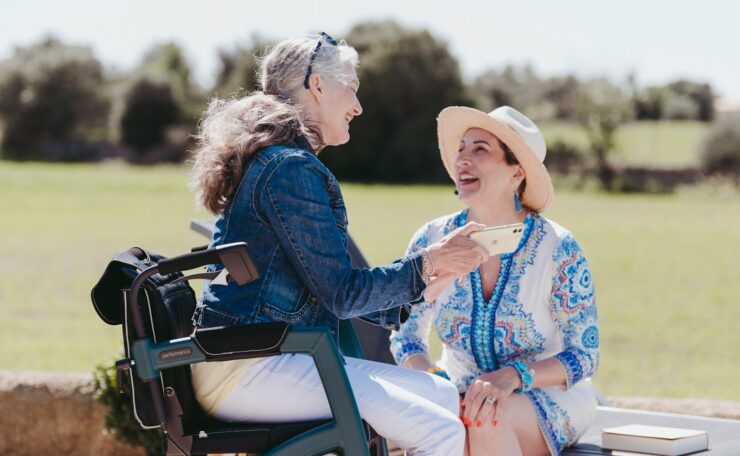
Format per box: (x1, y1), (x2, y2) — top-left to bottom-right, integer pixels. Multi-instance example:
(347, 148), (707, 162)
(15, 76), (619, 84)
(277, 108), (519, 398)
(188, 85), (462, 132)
(437, 106), (554, 212)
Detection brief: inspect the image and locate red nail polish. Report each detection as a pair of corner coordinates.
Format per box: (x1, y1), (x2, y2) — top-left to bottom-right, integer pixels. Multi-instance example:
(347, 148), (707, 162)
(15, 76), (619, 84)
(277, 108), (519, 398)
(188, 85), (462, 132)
(476, 421), (481, 427)
(493, 420), (498, 427)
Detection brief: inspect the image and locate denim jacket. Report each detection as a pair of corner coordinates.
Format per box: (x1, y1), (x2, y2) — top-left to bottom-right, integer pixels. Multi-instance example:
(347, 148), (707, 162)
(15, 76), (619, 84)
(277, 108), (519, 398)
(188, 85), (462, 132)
(196, 137), (427, 338)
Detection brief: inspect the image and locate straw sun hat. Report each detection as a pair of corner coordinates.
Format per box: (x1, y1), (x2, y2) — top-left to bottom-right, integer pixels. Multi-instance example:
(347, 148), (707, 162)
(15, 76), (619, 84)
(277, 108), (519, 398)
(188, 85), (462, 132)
(437, 106), (554, 212)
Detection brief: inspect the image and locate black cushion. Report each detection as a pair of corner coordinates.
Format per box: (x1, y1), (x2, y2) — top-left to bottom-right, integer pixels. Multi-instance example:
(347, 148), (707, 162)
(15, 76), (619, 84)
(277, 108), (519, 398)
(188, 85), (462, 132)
(192, 323), (289, 361)
(190, 418), (333, 454)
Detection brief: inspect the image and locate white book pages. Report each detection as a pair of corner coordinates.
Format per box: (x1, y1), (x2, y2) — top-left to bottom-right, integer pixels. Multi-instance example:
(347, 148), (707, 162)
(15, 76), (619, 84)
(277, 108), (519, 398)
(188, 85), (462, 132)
(602, 425), (708, 456)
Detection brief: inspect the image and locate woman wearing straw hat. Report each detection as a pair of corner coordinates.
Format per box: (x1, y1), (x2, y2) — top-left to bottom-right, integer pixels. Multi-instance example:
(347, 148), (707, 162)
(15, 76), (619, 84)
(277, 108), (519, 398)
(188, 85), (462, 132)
(390, 106), (600, 455)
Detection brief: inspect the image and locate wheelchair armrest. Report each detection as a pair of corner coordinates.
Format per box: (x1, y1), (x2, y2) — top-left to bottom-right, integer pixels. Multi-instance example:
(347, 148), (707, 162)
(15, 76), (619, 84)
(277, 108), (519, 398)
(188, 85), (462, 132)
(157, 242), (259, 285)
(192, 323), (289, 361)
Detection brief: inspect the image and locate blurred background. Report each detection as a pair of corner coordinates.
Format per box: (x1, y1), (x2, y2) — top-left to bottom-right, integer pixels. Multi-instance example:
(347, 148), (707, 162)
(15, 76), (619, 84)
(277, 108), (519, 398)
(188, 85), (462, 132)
(1, 0), (738, 403)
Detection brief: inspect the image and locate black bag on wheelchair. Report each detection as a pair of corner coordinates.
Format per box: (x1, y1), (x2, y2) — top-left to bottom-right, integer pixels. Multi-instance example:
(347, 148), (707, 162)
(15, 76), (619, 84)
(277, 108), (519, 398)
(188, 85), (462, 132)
(92, 246), (198, 429)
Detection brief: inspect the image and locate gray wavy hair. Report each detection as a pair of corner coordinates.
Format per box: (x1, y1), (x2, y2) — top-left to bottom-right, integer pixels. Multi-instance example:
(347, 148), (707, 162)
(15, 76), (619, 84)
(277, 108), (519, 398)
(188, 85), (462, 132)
(190, 34), (358, 214)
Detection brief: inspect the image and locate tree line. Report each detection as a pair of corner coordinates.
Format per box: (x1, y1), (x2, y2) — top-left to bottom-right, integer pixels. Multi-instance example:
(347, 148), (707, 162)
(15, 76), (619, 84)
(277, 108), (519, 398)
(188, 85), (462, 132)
(0, 20), (737, 185)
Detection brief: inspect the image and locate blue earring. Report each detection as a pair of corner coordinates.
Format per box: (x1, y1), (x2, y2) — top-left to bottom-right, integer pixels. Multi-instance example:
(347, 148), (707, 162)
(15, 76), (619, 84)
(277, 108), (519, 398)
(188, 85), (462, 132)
(514, 191), (522, 213)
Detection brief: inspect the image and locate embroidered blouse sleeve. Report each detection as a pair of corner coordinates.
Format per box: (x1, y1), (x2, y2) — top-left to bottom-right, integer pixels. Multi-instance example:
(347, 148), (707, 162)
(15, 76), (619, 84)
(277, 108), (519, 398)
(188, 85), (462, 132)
(389, 222), (438, 366)
(549, 233), (600, 389)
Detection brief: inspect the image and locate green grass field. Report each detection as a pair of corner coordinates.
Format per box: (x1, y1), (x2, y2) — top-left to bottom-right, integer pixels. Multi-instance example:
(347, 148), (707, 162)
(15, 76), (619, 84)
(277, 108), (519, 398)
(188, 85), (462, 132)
(541, 120), (709, 168)
(1, 162), (738, 401)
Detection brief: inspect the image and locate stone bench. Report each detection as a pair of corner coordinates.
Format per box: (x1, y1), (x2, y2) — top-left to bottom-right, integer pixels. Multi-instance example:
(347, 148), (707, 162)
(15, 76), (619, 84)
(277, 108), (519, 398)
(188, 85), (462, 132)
(3, 369), (740, 455)
(0, 369), (143, 456)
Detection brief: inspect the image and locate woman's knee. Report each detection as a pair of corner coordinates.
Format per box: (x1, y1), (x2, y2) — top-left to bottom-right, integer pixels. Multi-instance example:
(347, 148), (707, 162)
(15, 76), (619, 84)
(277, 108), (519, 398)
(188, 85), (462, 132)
(503, 394), (539, 430)
(417, 402), (465, 451)
(435, 377), (462, 415)
(438, 414), (466, 451)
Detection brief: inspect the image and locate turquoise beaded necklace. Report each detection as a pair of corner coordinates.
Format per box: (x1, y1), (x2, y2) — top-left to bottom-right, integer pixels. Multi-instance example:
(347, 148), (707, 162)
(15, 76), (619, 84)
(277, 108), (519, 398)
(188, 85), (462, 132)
(455, 209), (534, 373)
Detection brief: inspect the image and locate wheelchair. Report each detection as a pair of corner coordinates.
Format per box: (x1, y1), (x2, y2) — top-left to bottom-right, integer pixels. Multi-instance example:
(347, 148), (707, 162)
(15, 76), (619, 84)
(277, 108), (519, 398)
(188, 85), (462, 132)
(91, 241), (390, 456)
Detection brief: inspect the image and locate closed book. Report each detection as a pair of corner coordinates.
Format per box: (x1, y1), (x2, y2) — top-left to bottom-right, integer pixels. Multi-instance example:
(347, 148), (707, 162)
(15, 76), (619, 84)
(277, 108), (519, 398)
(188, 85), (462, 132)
(601, 424), (708, 455)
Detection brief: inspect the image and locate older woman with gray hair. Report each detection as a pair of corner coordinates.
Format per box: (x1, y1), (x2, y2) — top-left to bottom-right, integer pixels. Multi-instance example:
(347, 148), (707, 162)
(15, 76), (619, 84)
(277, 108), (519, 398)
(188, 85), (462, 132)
(189, 33), (489, 455)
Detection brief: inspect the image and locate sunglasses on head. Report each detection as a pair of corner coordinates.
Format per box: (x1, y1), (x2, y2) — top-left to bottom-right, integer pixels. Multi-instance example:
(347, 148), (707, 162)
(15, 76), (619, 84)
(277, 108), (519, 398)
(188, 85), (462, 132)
(303, 32), (338, 89)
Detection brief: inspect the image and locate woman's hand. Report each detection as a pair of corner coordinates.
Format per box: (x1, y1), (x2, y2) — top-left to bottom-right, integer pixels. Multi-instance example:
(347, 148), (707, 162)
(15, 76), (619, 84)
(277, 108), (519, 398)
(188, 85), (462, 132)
(425, 222), (489, 280)
(461, 366), (521, 429)
(422, 222), (489, 300)
(402, 353), (434, 371)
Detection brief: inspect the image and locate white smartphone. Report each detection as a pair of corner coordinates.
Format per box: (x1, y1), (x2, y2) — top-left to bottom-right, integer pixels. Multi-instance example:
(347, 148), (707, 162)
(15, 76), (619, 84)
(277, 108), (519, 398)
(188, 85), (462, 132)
(469, 223), (525, 256)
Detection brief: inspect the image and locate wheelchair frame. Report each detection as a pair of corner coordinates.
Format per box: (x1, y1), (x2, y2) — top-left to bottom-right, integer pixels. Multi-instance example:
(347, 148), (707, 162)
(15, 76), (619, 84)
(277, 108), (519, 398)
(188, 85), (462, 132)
(97, 242), (388, 455)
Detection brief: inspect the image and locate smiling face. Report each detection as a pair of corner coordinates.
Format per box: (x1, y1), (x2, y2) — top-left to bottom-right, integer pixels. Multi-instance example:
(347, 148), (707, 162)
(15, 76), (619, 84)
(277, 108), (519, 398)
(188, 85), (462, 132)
(316, 64), (363, 146)
(455, 128), (525, 208)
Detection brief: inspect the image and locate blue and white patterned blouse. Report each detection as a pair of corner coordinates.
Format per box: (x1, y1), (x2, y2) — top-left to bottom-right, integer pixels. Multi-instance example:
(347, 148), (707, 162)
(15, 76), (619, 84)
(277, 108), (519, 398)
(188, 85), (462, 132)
(390, 210), (600, 455)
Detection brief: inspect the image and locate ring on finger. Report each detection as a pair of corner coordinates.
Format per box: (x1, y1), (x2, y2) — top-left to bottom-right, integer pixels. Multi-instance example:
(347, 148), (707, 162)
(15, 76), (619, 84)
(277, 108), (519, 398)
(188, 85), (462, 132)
(484, 396), (496, 405)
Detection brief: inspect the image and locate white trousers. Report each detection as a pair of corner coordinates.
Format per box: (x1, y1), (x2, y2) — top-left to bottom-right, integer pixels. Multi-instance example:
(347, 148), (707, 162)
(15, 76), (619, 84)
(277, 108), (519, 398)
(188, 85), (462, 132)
(213, 354), (465, 456)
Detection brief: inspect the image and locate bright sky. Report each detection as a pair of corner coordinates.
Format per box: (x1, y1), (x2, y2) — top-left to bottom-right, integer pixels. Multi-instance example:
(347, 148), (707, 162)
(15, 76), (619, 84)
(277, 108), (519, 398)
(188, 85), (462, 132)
(2, 0), (739, 99)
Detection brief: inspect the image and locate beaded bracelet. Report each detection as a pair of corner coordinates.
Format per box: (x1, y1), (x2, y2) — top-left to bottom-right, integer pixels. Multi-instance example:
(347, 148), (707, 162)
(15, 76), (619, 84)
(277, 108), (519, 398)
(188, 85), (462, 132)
(427, 366), (451, 380)
(510, 360), (534, 393)
(419, 248), (434, 284)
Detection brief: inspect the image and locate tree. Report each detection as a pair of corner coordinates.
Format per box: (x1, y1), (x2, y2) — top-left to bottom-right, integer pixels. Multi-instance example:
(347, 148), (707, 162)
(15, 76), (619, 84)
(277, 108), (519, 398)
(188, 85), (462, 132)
(699, 115), (740, 178)
(0, 37), (109, 161)
(576, 79), (632, 190)
(136, 41), (204, 123)
(668, 79), (714, 121)
(120, 76), (181, 159)
(543, 75), (580, 120)
(662, 92), (699, 120)
(320, 20), (473, 183)
(472, 65), (545, 115)
(471, 65), (582, 121)
(112, 42), (201, 163)
(634, 86), (666, 120)
(633, 80), (715, 121)
(212, 36), (271, 97)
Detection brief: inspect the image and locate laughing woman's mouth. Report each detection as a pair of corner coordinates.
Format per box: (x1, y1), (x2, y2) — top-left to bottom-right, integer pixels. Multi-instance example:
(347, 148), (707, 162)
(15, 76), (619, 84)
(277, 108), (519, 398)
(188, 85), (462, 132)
(458, 173), (479, 186)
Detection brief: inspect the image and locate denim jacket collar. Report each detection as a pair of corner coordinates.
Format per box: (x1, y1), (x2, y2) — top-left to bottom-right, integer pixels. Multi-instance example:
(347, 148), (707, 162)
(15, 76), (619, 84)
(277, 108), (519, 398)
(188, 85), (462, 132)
(292, 135), (314, 154)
